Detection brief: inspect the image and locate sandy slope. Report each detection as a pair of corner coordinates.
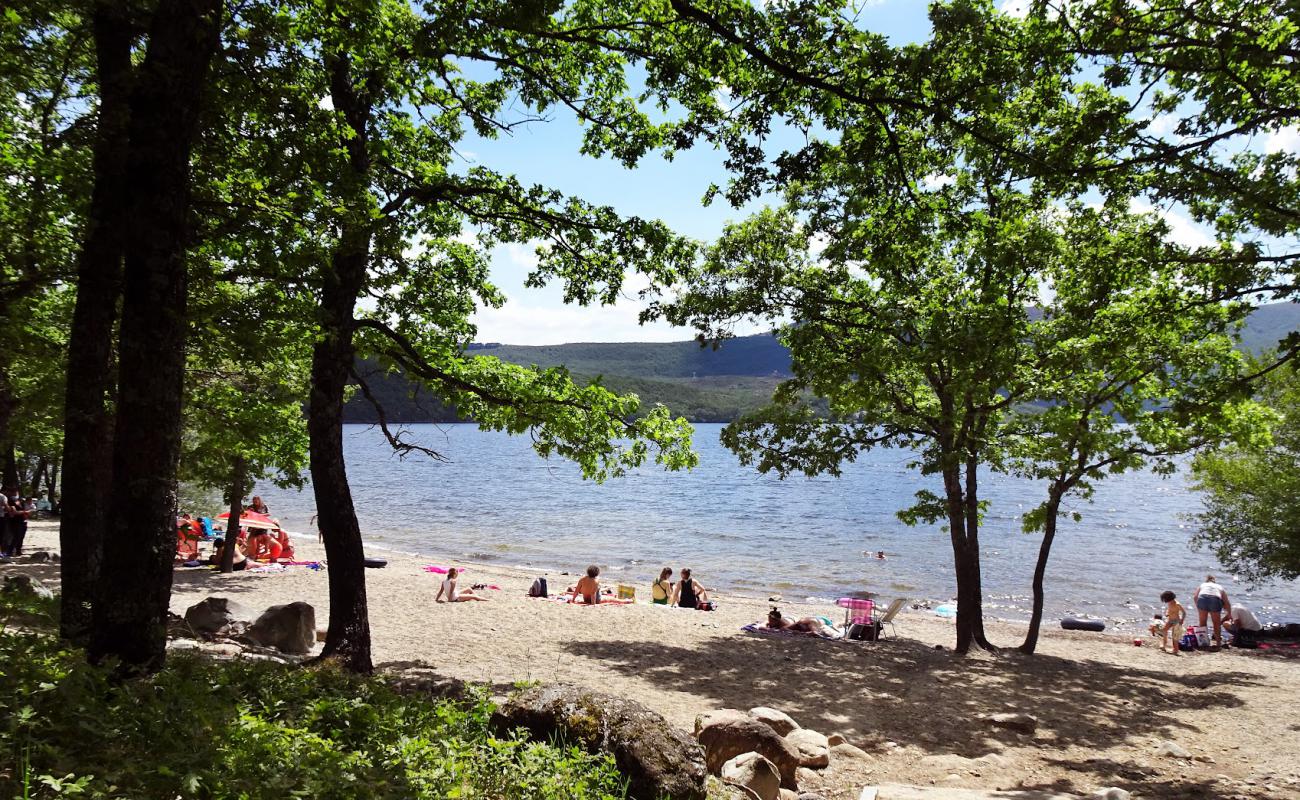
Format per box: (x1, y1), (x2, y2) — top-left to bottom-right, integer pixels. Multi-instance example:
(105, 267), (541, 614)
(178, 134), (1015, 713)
(9, 521), (1300, 799)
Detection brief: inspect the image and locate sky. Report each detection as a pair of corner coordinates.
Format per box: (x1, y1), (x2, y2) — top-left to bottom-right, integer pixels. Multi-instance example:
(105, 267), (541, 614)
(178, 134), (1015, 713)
(459, 1), (938, 345)
(461, 0), (1295, 346)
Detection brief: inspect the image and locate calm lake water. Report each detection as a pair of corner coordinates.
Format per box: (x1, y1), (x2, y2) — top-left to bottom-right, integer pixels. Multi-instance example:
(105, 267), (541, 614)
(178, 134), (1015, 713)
(254, 423), (1300, 631)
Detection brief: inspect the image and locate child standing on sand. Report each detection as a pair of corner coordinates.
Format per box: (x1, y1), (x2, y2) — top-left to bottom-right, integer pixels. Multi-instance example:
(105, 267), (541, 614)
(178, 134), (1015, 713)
(1159, 590), (1186, 655)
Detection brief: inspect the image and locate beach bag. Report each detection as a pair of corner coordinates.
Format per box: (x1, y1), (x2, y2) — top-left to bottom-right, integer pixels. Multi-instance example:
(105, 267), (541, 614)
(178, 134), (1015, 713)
(528, 577), (548, 598)
(1179, 632), (1198, 651)
(848, 621), (880, 641)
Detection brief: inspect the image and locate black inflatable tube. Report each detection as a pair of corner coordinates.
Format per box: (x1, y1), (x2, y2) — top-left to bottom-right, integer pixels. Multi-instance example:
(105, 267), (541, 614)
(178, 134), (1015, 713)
(1060, 617), (1106, 632)
(363, 557), (387, 569)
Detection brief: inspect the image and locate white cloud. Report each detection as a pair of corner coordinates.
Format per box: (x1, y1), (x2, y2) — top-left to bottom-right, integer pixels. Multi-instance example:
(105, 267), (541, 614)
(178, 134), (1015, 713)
(317, 95), (334, 111)
(1266, 125), (1300, 155)
(920, 172), (956, 191)
(1130, 200), (1216, 249)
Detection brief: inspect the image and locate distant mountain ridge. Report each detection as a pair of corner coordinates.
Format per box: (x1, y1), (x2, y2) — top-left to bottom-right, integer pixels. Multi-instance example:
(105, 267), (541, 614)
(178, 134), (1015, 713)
(344, 302), (1300, 423)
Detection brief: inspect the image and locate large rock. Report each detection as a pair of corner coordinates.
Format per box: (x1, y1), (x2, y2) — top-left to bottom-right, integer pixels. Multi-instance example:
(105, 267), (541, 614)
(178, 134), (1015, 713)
(493, 684), (706, 800)
(2, 574), (53, 600)
(985, 713), (1038, 734)
(750, 707), (800, 737)
(184, 597), (253, 637)
(721, 752), (781, 800)
(785, 729), (830, 769)
(696, 710), (802, 790)
(246, 602), (316, 654)
(829, 742), (873, 766)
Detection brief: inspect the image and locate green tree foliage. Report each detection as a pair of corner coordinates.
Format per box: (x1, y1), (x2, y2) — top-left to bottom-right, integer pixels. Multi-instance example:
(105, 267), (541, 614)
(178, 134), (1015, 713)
(1192, 358), (1300, 582)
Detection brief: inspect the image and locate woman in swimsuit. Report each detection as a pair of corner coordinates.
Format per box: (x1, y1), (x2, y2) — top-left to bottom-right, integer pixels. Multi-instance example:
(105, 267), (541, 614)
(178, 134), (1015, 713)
(569, 565), (602, 604)
(435, 567), (487, 602)
(651, 567), (673, 605)
(671, 568), (709, 609)
(766, 607), (839, 637)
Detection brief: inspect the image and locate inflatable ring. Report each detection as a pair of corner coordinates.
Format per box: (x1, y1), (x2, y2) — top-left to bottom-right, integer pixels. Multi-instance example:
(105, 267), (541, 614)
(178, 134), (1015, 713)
(1060, 617), (1105, 632)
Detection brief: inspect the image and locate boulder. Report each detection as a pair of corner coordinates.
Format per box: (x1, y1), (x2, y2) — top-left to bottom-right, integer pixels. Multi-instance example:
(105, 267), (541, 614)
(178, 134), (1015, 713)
(1092, 789), (1131, 800)
(985, 713), (1038, 734)
(184, 597), (254, 637)
(721, 752), (781, 800)
(246, 602), (316, 654)
(1154, 740), (1192, 759)
(796, 768), (820, 786)
(779, 791), (798, 800)
(750, 707), (800, 737)
(494, 684), (707, 800)
(786, 729), (830, 769)
(826, 732), (847, 747)
(696, 709), (802, 790)
(2, 574), (53, 600)
(829, 742), (873, 766)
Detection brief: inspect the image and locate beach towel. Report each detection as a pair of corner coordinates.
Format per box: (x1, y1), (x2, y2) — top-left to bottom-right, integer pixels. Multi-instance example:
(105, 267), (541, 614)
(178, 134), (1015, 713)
(741, 618), (844, 640)
(244, 563), (287, 574)
(536, 593), (634, 605)
(423, 565), (462, 575)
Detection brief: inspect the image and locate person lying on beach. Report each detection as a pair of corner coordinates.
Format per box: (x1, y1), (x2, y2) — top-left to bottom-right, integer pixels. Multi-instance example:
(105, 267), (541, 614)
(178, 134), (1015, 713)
(671, 568), (709, 609)
(436, 567), (488, 602)
(766, 607), (840, 637)
(570, 565), (602, 604)
(651, 567), (673, 605)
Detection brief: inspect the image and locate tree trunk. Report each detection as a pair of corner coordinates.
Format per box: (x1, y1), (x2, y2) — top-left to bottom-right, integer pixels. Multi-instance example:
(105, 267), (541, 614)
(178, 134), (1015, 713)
(59, 0), (133, 645)
(3, 441), (18, 491)
(88, 0), (224, 674)
(964, 454), (996, 651)
(219, 456), (247, 573)
(1020, 487), (1063, 654)
(28, 458), (47, 500)
(45, 459), (59, 508)
(943, 463), (976, 654)
(306, 50), (376, 674)
(309, 236), (374, 674)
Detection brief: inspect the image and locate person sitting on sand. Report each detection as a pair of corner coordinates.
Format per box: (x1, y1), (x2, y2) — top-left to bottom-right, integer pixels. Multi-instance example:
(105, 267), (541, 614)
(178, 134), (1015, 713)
(651, 567), (673, 605)
(570, 565), (602, 604)
(436, 567), (487, 602)
(247, 530), (283, 562)
(1159, 590), (1186, 655)
(766, 607), (840, 637)
(671, 568), (709, 609)
(208, 537), (249, 571)
(272, 527), (295, 560)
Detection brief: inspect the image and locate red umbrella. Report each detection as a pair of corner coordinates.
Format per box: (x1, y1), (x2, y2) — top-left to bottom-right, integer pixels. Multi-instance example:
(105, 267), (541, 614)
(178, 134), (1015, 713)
(217, 510), (279, 530)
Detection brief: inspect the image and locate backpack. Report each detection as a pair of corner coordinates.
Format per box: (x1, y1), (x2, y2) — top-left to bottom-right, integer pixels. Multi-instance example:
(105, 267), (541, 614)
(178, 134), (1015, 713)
(528, 577), (548, 598)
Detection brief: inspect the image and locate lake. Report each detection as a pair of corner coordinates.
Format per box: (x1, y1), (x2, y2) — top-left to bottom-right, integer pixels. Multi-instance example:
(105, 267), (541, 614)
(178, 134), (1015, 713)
(253, 423), (1300, 631)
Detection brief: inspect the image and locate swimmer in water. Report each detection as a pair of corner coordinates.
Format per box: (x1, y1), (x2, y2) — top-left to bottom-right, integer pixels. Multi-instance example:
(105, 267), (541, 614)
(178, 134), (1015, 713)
(875, 550), (886, 560)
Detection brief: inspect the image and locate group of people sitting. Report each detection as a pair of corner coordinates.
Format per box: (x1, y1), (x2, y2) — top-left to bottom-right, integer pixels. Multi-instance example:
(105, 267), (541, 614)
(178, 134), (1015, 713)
(174, 495), (296, 570)
(1155, 574), (1262, 653)
(649, 567), (712, 608)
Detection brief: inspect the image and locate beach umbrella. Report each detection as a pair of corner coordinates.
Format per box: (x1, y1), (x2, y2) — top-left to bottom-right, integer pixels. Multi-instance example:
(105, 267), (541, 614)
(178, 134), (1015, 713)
(216, 510), (279, 530)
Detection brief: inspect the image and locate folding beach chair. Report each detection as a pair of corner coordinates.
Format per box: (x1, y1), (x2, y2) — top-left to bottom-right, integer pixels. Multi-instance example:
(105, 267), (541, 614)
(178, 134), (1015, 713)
(874, 598), (906, 640)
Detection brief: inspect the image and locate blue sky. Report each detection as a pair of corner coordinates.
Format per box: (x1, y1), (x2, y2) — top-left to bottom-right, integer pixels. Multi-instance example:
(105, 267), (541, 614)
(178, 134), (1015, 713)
(465, 1), (937, 345)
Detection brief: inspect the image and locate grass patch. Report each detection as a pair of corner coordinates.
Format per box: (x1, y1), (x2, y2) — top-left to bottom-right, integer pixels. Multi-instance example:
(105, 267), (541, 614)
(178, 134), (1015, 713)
(0, 594), (628, 799)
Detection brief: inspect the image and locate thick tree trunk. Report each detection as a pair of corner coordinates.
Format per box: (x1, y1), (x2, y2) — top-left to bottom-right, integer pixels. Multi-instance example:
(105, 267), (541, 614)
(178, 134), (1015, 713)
(306, 50), (376, 674)
(309, 237), (374, 674)
(28, 458), (47, 500)
(943, 464), (976, 654)
(2, 442), (17, 491)
(219, 456), (247, 573)
(1020, 488), (1063, 654)
(88, 0), (223, 673)
(59, 1), (133, 645)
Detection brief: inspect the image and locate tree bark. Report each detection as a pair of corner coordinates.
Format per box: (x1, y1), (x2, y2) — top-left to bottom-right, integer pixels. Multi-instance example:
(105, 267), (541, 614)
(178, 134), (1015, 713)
(943, 463), (976, 654)
(219, 456), (246, 573)
(45, 459), (59, 507)
(2, 441), (17, 491)
(964, 454), (996, 651)
(307, 49), (375, 674)
(1020, 487), (1063, 654)
(28, 458), (47, 500)
(59, 0), (133, 645)
(88, 0), (223, 673)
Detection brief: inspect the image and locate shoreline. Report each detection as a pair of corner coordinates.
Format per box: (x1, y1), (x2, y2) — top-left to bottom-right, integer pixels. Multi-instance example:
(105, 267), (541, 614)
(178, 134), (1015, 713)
(9, 520), (1300, 799)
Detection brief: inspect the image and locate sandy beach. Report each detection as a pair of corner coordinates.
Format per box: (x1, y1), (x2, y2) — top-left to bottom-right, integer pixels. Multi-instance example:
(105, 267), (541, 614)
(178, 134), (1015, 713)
(9, 520), (1300, 799)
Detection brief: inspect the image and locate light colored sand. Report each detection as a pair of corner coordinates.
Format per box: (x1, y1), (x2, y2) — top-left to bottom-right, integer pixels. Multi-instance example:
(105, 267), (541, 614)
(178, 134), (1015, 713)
(10, 521), (1300, 799)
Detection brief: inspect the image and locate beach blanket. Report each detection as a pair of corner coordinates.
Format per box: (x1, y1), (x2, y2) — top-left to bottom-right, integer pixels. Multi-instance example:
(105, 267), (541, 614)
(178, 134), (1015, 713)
(533, 593), (634, 605)
(244, 563), (287, 574)
(742, 619), (844, 640)
(422, 565), (461, 574)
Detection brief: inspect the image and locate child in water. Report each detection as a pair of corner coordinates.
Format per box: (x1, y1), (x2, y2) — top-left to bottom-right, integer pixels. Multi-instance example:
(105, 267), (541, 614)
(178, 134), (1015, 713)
(1159, 590), (1186, 655)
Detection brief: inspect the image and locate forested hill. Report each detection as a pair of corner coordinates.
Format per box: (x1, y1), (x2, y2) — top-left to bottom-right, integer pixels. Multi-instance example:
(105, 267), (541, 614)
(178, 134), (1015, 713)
(343, 303), (1300, 424)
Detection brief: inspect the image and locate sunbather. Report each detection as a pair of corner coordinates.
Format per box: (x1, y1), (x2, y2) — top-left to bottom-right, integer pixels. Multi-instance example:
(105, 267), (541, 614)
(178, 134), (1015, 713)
(570, 565), (602, 604)
(766, 607), (839, 637)
(436, 567), (488, 602)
